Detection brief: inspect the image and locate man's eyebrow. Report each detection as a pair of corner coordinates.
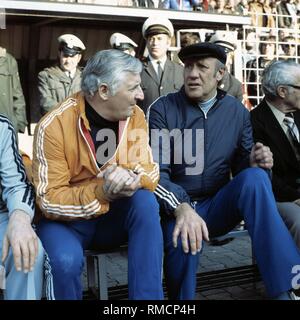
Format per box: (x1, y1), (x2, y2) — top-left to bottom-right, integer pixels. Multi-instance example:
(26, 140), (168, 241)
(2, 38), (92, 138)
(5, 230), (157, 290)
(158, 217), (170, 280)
(128, 83), (140, 90)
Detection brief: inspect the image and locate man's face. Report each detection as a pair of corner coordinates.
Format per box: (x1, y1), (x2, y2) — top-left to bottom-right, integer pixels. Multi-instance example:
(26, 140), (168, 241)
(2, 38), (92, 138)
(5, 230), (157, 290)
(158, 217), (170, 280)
(146, 34), (171, 60)
(283, 75), (300, 112)
(283, 44), (296, 56)
(59, 51), (81, 72)
(123, 48), (136, 57)
(106, 72), (144, 121)
(184, 57), (224, 102)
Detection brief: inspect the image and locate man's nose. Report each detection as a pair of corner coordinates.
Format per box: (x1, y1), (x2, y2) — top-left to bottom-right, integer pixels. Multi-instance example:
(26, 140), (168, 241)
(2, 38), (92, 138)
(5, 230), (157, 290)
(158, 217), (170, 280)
(135, 86), (144, 101)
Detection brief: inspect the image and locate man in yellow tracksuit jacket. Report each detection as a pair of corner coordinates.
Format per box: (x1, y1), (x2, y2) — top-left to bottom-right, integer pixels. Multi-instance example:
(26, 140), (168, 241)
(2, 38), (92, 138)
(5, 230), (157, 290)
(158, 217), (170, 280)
(32, 50), (163, 300)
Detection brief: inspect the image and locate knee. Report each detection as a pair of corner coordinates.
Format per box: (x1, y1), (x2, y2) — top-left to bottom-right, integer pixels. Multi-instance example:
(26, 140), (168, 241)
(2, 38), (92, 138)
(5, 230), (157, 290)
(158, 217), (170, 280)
(128, 190), (160, 222)
(49, 249), (83, 278)
(238, 168), (271, 190)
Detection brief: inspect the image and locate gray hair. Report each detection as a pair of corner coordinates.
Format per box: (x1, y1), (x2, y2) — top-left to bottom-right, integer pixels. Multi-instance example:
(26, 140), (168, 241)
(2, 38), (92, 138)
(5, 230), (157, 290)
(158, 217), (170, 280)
(261, 59), (300, 99)
(81, 49), (142, 97)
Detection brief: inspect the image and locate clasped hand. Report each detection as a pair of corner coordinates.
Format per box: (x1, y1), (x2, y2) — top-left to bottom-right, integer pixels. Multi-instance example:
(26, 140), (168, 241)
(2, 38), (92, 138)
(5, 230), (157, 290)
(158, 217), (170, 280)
(250, 142), (273, 169)
(98, 164), (141, 201)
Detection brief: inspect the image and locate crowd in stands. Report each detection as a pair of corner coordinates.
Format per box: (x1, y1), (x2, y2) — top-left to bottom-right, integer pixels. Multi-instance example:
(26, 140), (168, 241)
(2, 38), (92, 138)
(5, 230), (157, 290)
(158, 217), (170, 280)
(48, 0), (300, 21)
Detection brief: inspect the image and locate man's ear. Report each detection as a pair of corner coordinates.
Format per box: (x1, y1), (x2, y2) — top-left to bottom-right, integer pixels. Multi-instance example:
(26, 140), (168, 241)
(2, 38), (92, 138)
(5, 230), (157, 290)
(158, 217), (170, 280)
(216, 68), (225, 81)
(98, 84), (109, 100)
(277, 85), (287, 99)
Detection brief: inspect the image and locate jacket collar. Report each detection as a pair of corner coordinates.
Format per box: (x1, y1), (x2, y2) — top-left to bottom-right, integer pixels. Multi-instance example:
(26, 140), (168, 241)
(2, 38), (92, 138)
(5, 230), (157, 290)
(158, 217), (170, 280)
(75, 92), (130, 140)
(257, 98), (299, 167)
(180, 87), (227, 107)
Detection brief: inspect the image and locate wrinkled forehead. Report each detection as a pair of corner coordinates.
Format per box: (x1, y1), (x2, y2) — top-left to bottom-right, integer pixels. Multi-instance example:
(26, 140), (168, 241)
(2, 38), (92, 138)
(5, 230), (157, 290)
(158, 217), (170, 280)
(183, 56), (218, 66)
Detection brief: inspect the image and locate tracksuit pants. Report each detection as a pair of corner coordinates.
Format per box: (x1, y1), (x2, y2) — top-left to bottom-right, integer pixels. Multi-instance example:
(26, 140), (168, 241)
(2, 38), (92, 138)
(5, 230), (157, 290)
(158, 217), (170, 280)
(162, 168), (300, 299)
(37, 190), (164, 300)
(0, 214), (45, 300)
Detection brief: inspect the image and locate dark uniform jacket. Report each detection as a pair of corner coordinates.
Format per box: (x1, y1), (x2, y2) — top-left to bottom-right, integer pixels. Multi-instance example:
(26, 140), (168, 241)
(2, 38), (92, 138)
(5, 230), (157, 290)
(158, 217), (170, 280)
(0, 51), (27, 133)
(38, 65), (82, 115)
(251, 99), (300, 202)
(139, 57), (184, 114)
(218, 70), (243, 102)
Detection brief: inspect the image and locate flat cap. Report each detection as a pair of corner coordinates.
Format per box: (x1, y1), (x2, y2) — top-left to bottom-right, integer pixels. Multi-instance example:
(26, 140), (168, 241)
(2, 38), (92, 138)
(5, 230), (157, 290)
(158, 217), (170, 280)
(178, 42), (227, 65)
(142, 16), (174, 39)
(109, 33), (137, 50)
(58, 34), (86, 57)
(209, 31), (237, 51)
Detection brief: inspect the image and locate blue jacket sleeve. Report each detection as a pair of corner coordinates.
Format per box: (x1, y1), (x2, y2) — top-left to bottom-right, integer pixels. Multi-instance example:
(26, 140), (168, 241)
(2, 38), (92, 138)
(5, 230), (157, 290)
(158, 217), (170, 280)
(148, 100), (191, 215)
(0, 118), (35, 220)
(231, 107), (253, 176)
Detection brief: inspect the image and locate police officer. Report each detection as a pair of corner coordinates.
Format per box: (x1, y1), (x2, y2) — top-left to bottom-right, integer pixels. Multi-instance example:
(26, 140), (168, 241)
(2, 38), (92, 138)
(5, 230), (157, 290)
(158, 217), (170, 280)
(110, 32), (138, 57)
(209, 31), (243, 102)
(138, 16), (184, 114)
(0, 46), (27, 133)
(37, 34), (86, 116)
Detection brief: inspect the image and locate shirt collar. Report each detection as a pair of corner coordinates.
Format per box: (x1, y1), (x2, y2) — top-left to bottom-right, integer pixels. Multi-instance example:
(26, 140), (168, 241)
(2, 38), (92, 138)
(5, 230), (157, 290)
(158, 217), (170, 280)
(265, 100), (286, 126)
(149, 55), (167, 69)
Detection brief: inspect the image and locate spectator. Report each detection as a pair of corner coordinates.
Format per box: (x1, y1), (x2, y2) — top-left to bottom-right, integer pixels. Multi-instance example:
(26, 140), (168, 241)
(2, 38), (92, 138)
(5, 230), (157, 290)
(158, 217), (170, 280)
(251, 59), (300, 249)
(0, 47), (27, 133)
(37, 34), (86, 116)
(215, 0), (236, 14)
(180, 32), (200, 48)
(162, 0), (200, 10)
(277, 0), (293, 29)
(0, 115), (44, 299)
(109, 32), (138, 56)
(222, 0), (236, 14)
(33, 50), (164, 300)
(242, 31), (259, 66)
(137, 0), (164, 7)
(215, 0), (226, 13)
(209, 31), (243, 101)
(281, 36), (297, 59)
(236, 0), (249, 15)
(139, 16), (183, 113)
(246, 35), (276, 107)
(148, 42), (300, 300)
(248, 0), (275, 29)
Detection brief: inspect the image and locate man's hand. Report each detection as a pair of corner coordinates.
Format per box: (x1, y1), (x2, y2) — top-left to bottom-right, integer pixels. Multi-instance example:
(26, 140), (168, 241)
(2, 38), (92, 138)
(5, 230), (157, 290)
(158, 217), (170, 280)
(2, 210), (38, 273)
(250, 142), (273, 169)
(173, 203), (209, 255)
(99, 164), (141, 201)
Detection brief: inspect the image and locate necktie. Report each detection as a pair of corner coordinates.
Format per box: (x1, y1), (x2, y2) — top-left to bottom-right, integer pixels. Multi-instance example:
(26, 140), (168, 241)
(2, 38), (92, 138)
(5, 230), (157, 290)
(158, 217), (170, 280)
(283, 113), (300, 144)
(157, 61), (163, 83)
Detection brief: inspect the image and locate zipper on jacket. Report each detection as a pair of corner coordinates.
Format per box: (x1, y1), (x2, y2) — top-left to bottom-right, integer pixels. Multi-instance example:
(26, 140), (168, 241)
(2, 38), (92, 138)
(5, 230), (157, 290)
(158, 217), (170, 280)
(78, 117), (100, 172)
(198, 100), (218, 190)
(78, 115), (130, 173)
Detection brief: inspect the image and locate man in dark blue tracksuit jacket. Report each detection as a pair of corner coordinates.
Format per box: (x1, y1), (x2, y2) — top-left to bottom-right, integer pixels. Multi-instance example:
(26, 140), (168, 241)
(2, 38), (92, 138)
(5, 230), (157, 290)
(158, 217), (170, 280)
(148, 42), (300, 300)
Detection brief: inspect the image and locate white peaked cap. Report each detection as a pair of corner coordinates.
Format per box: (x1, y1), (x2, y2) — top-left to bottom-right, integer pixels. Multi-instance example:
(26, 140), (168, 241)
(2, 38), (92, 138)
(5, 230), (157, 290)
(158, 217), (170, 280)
(209, 31), (237, 51)
(57, 34), (86, 50)
(142, 16), (174, 38)
(109, 33), (137, 48)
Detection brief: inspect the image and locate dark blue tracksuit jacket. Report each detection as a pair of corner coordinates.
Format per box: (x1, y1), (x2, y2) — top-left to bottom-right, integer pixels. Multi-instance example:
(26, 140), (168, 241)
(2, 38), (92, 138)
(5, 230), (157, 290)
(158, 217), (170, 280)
(148, 87), (253, 215)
